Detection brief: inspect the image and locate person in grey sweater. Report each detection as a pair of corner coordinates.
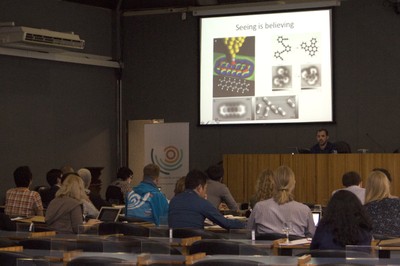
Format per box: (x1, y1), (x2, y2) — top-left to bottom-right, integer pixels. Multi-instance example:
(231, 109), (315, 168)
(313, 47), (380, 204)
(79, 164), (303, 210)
(205, 164), (238, 211)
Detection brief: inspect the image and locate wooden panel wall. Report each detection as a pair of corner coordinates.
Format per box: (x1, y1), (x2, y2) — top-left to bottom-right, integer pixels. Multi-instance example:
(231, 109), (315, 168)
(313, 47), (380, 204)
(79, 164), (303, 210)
(223, 154), (400, 206)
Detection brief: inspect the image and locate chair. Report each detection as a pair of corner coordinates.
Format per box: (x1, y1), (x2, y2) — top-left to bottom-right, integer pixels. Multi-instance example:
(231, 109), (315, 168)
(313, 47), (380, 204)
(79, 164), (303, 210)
(0, 251), (31, 266)
(67, 256), (127, 266)
(255, 232), (303, 241)
(188, 239), (269, 255)
(296, 249), (373, 258)
(173, 228), (225, 239)
(334, 141), (351, 153)
(105, 185), (124, 205)
(0, 213), (16, 231)
(192, 259), (262, 266)
(19, 238), (104, 252)
(104, 235), (181, 255)
(98, 222), (150, 237)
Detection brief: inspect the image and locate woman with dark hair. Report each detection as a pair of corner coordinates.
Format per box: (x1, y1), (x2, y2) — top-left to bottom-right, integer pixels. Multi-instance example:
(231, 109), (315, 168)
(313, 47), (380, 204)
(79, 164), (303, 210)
(311, 190), (372, 250)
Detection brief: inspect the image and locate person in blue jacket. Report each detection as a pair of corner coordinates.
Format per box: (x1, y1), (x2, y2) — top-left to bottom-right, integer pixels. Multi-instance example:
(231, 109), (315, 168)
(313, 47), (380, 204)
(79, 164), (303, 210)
(126, 164), (168, 226)
(168, 169), (245, 229)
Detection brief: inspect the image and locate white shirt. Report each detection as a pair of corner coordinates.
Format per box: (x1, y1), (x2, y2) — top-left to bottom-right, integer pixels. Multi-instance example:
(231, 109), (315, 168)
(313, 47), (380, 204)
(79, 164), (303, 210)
(332, 185), (365, 204)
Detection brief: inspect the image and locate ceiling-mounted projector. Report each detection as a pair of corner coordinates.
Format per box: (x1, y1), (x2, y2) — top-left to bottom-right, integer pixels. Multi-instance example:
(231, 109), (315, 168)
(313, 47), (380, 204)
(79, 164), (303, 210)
(0, 25), (85, 51)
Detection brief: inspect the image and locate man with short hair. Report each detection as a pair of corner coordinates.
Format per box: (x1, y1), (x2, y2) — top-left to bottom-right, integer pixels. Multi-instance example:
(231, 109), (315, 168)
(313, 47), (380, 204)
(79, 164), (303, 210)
(125, 164), (168, 226)
(40, 168), (63, 208)
(332, 171), (365, 204)
(168, 169), (245, 229)
(310, 128), (336, 153)
(205, 164), (238, 211)
(5, 166), (44, 217)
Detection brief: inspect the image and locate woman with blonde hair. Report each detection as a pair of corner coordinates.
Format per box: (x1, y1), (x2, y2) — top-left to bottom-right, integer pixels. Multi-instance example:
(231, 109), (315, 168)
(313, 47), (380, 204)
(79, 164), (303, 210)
(249, 169), (274, 209)
(364, 170), (400, 237)
(45, 174), (100, 234)
(247, 165), (315, 238)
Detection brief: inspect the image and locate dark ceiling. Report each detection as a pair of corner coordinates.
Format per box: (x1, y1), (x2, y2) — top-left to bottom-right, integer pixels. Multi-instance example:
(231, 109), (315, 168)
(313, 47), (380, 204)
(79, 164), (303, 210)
(63, 0), (276, 11)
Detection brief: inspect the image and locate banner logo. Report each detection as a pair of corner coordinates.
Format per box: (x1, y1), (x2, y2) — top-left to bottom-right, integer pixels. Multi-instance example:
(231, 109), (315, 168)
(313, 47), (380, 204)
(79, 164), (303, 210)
(151, 145), (183, 175)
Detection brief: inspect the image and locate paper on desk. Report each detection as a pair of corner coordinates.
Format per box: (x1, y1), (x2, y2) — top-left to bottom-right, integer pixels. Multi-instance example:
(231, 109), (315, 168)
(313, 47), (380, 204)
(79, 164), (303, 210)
(279, 238), (311, 246)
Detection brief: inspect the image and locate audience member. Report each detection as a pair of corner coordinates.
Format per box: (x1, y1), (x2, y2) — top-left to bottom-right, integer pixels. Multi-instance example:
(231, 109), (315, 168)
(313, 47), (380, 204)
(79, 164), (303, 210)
(332, 171), (365, 204)
(76, 168), (111, 210)
(372, 167), (397, 198)
(168, 169), (245, 229)
(173, 176), (186, 196)
(40, 168), (63, 208)
(106, 166), (133, 204)
(45, 174), (100, 234)
(310, 128), (336, 153)
(247, 165), (315, 237)
(60, 165), (75, 175)
(77, 168), (100, 218)
(125, 164), (168, 226)
(311, 190), (372, 250)
(5, 166), (44, 217)
(205, 164), (238, 211)
(249, 169), (274, 209)
(364, 170), (400, 237)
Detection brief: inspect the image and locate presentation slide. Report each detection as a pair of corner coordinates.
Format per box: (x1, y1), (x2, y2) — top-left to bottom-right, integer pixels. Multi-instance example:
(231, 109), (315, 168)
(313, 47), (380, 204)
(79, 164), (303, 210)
(200, 9), (333, 125)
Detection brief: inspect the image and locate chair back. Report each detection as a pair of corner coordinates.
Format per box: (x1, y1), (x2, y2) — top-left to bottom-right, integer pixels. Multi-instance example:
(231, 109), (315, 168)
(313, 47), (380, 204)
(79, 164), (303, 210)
(188, 239), (269, 255)
(67, 256), (126, 266)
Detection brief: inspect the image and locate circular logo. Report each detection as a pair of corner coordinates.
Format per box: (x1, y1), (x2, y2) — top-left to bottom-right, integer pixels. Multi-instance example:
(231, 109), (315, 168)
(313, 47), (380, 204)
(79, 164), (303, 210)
(151, 145), (183, 175)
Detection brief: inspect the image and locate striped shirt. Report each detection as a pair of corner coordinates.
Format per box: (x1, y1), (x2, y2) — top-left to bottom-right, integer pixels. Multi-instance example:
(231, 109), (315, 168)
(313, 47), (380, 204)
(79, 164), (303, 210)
(5, 187), (44, 217)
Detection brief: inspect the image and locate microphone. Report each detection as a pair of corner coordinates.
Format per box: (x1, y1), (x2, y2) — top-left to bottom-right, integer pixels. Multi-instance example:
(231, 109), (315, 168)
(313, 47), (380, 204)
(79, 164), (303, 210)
(366, 133), (386, 153)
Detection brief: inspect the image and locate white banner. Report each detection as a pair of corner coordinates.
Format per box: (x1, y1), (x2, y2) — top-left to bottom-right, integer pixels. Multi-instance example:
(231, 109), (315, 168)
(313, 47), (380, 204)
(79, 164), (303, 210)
(144, 123), (189, 200)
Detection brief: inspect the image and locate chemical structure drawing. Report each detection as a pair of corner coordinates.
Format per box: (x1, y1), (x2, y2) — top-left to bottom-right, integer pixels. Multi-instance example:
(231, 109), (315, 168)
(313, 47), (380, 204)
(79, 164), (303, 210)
(300, 38), (318, 57)
(274, 36), (291, 60)
(217, 76), (251, 94)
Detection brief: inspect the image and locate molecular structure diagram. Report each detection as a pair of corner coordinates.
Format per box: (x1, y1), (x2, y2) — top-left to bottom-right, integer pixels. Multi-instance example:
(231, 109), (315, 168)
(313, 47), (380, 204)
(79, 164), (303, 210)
(301, 66), (320, 86)
(217, 76), (251, 94)
(300, 38), (318, 57)
(272, 66), (291, 88)
(274, 36), (291, 60)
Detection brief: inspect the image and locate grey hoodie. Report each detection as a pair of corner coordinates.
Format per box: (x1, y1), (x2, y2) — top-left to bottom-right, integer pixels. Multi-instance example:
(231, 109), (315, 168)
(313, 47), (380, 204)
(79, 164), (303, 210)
(45, 197), (83, 234)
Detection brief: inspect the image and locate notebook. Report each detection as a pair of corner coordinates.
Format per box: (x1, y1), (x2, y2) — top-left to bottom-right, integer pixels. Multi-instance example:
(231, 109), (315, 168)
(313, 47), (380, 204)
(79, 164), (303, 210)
(96, 207), (121, 222)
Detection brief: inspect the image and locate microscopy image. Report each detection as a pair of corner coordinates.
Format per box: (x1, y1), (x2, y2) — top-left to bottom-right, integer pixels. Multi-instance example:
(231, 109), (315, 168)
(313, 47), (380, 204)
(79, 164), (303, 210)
(213, 97), (253, 122)
(301, 64), (321, 89)
(255, 95), (298, 120)
(272, 65), (292, 90)
(213, 36), (255, 97)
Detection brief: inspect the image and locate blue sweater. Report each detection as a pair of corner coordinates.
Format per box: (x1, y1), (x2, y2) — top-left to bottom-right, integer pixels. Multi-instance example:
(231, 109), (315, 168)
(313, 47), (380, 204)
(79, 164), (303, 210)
(168, 189), (244, 229)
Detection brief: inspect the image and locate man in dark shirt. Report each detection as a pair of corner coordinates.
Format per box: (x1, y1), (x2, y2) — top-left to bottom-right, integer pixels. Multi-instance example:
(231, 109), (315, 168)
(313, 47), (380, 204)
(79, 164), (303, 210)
(310, 128), (336, 153)
(168, 169), (244, 229)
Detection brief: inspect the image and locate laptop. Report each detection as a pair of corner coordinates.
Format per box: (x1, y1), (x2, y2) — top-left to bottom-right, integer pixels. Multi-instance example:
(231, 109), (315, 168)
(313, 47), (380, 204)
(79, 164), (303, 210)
(96, 207), (122, 222)
(312, 211), (321, 226)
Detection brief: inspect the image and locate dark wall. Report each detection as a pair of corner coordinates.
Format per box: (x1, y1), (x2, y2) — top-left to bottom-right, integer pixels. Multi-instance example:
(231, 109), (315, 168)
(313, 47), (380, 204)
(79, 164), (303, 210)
(122, 0), (400, 171)
(0, 0), (118, 197)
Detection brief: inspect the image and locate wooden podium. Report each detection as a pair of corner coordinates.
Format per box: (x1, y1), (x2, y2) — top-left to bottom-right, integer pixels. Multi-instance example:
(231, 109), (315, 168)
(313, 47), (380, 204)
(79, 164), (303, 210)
(223, 153), (400, 205)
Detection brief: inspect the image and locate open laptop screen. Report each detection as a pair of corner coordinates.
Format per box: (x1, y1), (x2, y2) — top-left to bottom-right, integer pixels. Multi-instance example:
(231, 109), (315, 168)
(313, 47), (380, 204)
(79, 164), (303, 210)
(97, 207), (121, 222)
(312, 211), (321, 226)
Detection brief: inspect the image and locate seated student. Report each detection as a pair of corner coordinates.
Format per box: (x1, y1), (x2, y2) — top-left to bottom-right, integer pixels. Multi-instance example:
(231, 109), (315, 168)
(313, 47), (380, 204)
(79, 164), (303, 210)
(311, 190), (372, 250)
(40, 168), (63, 208)
(310, 128), (336, 153)
(5, 166), (44, 217)
(168, 169), (245, 230)
(106, 166), (133, 204)
(125, 164), (168, 226)
(373, 167), (398, 198)
(332, 171), (365, 204)
(364, 170), (400, 237)
(247, 165), (315, 237)
(45, 174), (100, 234)
(173, 176), (186, 196)
(77, 168), (100, 218)
(205, 164), (238, 211)
(249, 169), (274, 209)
